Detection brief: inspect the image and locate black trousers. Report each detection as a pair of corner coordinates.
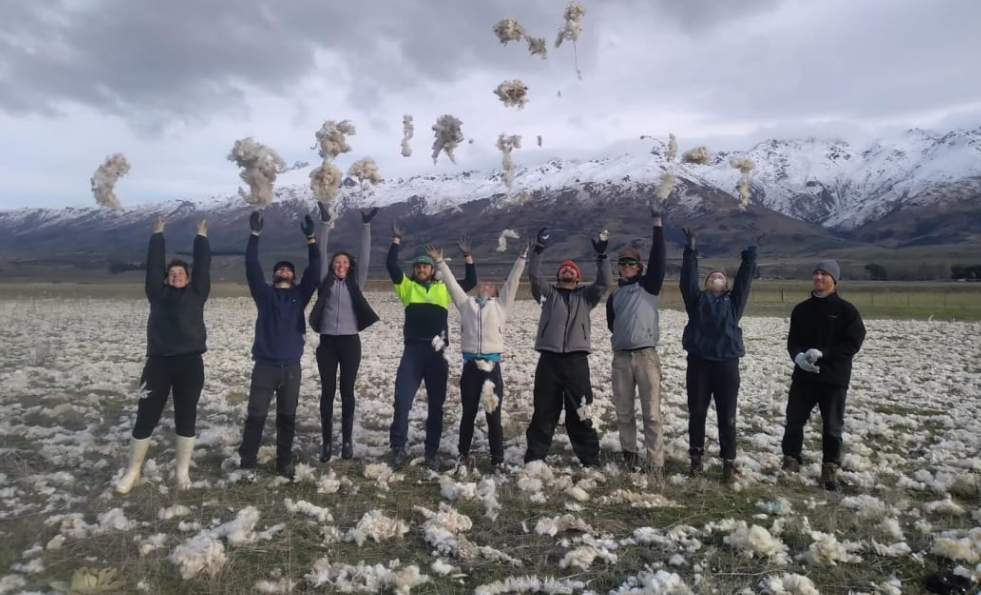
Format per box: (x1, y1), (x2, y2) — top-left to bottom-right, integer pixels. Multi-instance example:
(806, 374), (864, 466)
(524, 352), (600, 465)
(458, 360), (505, 465)
(686, 357), (740, 460)
(238, 361), (301, 469)
(133, 353), (204, 439)
(781, 381), (848, 465)
(316, 334), (362, 445)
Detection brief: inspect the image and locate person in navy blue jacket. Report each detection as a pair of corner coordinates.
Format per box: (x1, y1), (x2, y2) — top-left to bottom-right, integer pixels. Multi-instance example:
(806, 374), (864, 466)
(237, 209), (321, 477)
(680, 228), (757, 485)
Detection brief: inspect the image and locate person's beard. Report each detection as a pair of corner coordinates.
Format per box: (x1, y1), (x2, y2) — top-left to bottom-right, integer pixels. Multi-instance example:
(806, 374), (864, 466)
(274, 274), (292, 285)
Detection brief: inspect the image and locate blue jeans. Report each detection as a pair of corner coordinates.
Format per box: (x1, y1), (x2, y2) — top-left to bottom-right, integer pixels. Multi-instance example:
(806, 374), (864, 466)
(389, 341), (448, 456)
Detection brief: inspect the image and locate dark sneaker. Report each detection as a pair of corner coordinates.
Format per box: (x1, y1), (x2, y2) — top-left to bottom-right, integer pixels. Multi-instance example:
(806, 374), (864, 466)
(341, 442), (354, 460)
(821, 463), (841, 491)
(782, 455), (800, 474)
(621, 451), (639, 470)
(389, 448), (406, 470)
(722, 459), (740, 486)
(425, 454), (444, 472)
(689, 456), (703, 478)
(239, 458), (257, 470)
(276, 464), (295, 481)
(319, 443), (333, 463)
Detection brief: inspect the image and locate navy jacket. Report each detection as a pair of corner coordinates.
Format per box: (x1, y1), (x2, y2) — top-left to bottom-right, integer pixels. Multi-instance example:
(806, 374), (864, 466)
(145, 232), (210, 357)
(246, 235), (320, 365)
(680, 245), (757, 361)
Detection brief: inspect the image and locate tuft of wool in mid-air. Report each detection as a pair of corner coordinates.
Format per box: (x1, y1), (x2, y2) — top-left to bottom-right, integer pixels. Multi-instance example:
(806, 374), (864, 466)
(401, 115), (414, 157)
(496, 229), (520, 252)
(554, 2), (586, 79)
(228, 138), (289, 206)
(526, 36), (547, 58)
(681, 146), (712, 165)
(432, 115), (465, 165)
(347, 157), (383, 204)
(91, 153), (130, 210)
(730, 156), (756, 210)
(310, 162), (344, 203)
(656, 172), (676, 201)
(494, 80), (529, 109)
(496, 134), (522, 195)
(493, 18), (526, 45)
(312, 120), (356, 161)
(537, 135), (543, 147)
(666, 133), (678, 162)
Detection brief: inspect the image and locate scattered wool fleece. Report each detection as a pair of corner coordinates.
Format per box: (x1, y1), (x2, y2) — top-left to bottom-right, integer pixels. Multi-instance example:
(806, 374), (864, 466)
(346, 510), (409, 547)
(799, 531), (864, 566)
(305, 557), (430, 595)
(474, 575), (586, 595)
(724, 522), (790, 565)
(759, 573), (820, 595)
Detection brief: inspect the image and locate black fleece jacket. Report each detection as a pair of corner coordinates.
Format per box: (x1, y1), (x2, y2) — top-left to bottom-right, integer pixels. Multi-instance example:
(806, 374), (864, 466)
(787, 291), (866, 388)
(144, 232), (210, 357)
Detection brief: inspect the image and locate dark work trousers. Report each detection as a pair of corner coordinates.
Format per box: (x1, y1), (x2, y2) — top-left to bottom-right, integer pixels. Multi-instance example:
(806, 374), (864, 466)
(316, 334), (362, 446)
(781, 381), (848, 465)
(389, 341), (448, 457)
(133, 353), (204, 439)
(524, 352), (600, 466)
(237, 361), (301, 469)
(458, 359), (505, 465)
(686, 356), (740, 461)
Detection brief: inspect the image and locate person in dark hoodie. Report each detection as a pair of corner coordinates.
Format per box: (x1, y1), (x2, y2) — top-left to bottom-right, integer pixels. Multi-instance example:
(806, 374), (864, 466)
(680, 228), (757, 485)
(524, 227), (611, 467)
(308, 203), (380, 463)
(387, 221), (477, 470)
(116, 216), (210, 495)
(781, 259), (865, 491)
(606, 198), (667, 475)
(236, 209), (321, 478)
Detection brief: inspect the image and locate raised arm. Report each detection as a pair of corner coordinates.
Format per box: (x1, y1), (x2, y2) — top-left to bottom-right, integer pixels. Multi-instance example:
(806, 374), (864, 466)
(729, 245), (758, 320)
(297, 215), (320, 303)
(640, 225), (666, 295)
(191, 220), (211, 299)
(433, 249), (469, 309)
(583, 232), (611, 307)
(457, 235), (477, 292)
(357, 208), (378, 288)
(387, 220), (405, 285)
(497, 246), (528, 310)
(145, 217), (166, 300)
(679, 228), (700, 308)
(315, 201), (332, 284)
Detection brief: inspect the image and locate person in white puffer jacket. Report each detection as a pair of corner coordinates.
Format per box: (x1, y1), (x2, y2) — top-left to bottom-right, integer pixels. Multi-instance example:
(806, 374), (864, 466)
(426, 240), (529, 469)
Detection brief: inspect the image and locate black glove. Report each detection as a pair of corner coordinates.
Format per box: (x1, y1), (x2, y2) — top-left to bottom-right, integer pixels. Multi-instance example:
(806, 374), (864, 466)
(316, 200), (331, 223)
(591, 235), (608, 255)
(392, 219), (404, 240)
(249, 211), (263, 233)
(361, 207), (379, 224)
(300, 215), (315, 239)
(534, 227), (550, 252)
(457, 235), (472, 257)
(650, 197), (663, 219)
(683, 228), (696, 251)
(741, 245), (757, 260)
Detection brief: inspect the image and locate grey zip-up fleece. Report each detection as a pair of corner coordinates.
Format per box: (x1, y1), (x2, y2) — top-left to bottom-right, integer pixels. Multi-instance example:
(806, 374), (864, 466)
(528, 248), (611, 354)
(316, 220), (370, 336)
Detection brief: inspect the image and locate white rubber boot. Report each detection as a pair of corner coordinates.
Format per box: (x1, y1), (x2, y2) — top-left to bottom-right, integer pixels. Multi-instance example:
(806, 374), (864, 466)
(115, 437), (150, 495)
(174, 435), (196, 490)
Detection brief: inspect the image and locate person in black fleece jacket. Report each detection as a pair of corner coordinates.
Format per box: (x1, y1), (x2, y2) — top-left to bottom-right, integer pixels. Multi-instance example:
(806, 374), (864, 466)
(116, 216), (210, 495)
(780, 259), (866, 491)
(237, 210), (321, 477)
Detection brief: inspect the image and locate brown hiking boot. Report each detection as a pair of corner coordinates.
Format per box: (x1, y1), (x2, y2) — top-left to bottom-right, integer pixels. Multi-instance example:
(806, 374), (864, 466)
(722, 459), (739, 485)
(821, 463), (841, 491)
(689, 456), (703, 478)
(782, 456), (800, 474)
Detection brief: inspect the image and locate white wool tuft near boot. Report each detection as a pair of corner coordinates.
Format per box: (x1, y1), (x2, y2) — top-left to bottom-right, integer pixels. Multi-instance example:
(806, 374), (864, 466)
(115, 437), (150, 495)
(174, 435), (196, 490)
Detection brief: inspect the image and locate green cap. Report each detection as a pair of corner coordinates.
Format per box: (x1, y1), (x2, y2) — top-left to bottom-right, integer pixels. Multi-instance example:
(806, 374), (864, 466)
(411, 255), (436, 267)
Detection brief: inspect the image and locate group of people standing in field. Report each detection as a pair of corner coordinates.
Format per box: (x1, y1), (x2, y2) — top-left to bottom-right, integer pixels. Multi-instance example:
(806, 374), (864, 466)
(113, 193), (866, 496)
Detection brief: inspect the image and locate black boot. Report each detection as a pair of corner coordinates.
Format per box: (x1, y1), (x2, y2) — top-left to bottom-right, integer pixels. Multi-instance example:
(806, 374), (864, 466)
(341, 413), (354, 460)
(320, 418), (333, 463)
(389, 447), (406, 470)
(276, 414), (296, 472)
(621, 451), (639, 470)
(238, 415), (266, 469)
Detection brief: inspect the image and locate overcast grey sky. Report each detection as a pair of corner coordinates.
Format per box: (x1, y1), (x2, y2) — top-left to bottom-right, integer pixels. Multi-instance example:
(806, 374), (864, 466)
(1, 0), (979, 208)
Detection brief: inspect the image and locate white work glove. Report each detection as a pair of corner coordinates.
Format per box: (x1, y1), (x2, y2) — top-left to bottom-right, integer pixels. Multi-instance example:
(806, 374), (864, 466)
(794, 352), (820, 373)
(804, 348), (823, 363)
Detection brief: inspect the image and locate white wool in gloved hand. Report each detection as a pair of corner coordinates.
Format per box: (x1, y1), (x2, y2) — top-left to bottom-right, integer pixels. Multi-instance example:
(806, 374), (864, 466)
(794, 352), (820, 373)
(804, 348), (823, 363)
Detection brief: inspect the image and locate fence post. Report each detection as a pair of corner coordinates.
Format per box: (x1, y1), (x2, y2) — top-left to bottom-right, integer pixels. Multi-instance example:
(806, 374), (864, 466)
(906, 293), (910, 307)
(781, 290), (785, 303)
(871, 293), (874, 306)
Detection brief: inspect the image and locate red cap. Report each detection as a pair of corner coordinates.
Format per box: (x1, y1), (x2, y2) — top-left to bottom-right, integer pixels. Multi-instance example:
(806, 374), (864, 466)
(557, 260), (581, 280)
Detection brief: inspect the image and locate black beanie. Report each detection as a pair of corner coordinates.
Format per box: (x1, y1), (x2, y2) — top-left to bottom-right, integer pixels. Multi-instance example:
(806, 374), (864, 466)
(273, 261), (295, 275)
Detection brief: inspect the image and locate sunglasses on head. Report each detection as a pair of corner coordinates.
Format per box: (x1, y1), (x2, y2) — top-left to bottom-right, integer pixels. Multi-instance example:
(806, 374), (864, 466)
(618, 258), (639, 266)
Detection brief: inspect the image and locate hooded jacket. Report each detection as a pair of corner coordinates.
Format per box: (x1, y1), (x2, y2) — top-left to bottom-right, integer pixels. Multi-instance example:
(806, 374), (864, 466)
(529, 248), (611, 354)
(144, 232), (210, 357)
(308, 220), (379, 335)
(680, 245), (756, 361)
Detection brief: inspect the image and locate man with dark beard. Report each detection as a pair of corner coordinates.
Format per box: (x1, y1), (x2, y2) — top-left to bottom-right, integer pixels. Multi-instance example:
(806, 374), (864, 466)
(524, 227), (611, 467)
(236, 208), (321, 478)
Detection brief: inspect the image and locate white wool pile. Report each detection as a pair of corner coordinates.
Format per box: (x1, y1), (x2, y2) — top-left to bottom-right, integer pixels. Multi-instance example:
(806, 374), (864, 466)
(310, 161), (344, 202)
(724, 522), (790, 565)
(756, 498), (794, 516)
(932, 527), (981, 563)
(289, 462), (316, 483)
(655, 172), (676, 201)
(0, 575), (27, 594)
(877, 517), (905, 541)
(431, 559), (455, 576)
(305, 557), (430, 595)
(254, 576), (296, 594)
(45, 535), (65, 550)
(317, 470), (341, 494)
(478, 478), (501, 521)
(481, 379), (500, 414)
(313, 120), (356, 160)
(90, 153), (130, 210)
(364, 463), (402, 485)
(157, 504), (192, 520)
(729, 156), (755, 209)
(799, 531), (864, 566)
(666, 133), (678, 162)
(440, 475), (479, 501)
(559, 544), (617, 570)
(496, 133), (523, 195)
(923, 495), (967, 516)
(432, 114), (464, 165)
(496, 229), (520, 252)
(284, 498), (332, 523)
(401, 115), (414, 157)
(870, 540), (912, 557)
(474, 575), (586, 595)
(493, 18), (526, 44)
(681, 146), (712, 165)
(415, 504), (477, 559)
(228, 137), (290, 206)
(600, 489), (679, 509)
(137, 533), (168, 555)
(169, 533), (226, 579)
(575, 398), (601, 428)
(495, 80), (529, 109)
(534, 514), (594, 537)
(517, 460), (554, 493)
(759, 573), (819, 595)
(565, 485), (590, 502)
(345, 510), (409, 546)
(840, 495), (890, 519)
(626, 525), (704, 554)
(605, 569), (692, 595)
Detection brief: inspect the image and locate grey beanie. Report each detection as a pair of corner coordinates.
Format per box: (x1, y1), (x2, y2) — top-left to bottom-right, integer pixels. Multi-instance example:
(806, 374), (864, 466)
(813, 259), (840, 283)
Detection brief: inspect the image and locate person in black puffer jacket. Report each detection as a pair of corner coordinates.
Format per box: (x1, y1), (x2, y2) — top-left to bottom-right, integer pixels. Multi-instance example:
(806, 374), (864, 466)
(680, 228), (757, 485)
(116, 216), (210, 495)
(780, 259), (866, 491)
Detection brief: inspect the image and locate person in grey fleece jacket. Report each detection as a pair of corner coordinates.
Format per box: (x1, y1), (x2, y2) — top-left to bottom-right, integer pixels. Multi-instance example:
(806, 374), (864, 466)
(524, 227), (612, 467)
(605, 197), (667, 474)
(428, 240), (529, 468)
